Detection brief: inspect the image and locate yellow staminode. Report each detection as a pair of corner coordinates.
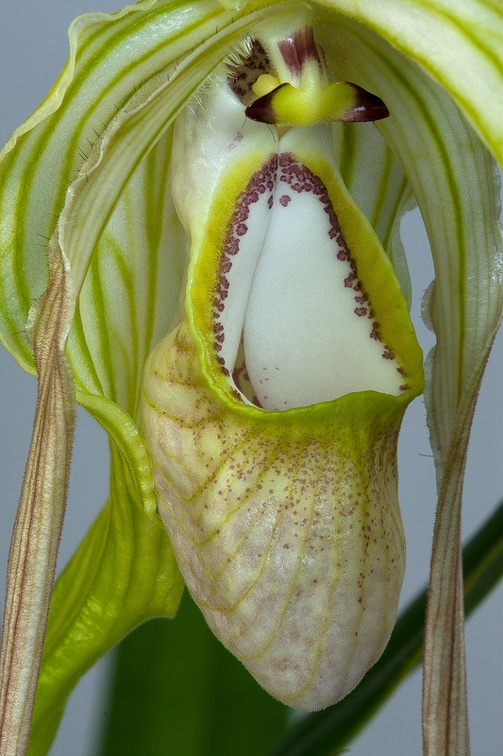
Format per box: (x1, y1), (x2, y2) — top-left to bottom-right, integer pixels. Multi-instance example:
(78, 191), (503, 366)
(252, 73), (280, 97)
(253, 62), (368, 125)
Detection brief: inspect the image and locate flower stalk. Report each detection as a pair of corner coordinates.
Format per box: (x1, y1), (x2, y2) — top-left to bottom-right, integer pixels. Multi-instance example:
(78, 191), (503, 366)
(0, 242), (75, 756)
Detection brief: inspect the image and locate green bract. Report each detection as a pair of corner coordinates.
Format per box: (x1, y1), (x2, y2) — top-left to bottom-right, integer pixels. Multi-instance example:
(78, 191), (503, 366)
(0, 1), (501, 754)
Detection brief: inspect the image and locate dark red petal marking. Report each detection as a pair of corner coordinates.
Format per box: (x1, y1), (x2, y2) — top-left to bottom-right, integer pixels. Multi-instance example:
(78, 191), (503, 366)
(338, 83), (390, 122)
(212, 151), (407, 398)
(212, 156), (278, 373)
(245, 83), (288, 124)
(277, 27), (320, 76)
(228, 40), (273, 101)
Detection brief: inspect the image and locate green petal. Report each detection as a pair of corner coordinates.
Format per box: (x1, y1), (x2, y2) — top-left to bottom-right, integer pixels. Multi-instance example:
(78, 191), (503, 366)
(28, 443), (184, 755)
(329, 0), (503, 162)
(68, 130), (184, 423)
(321, 4), (502, 449)
(0, 0), (228, 368)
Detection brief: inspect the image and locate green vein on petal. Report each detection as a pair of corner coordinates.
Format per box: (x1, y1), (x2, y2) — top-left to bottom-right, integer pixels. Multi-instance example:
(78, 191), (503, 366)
(322, 12), (502, 752)
(0, 0), (233, 369)
(67, 130), (184, 419)
(325, 13), (502, 479)
(228, 0), (503, 160)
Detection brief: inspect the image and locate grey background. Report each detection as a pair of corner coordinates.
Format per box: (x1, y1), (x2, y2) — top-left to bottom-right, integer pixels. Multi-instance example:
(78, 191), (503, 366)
(0, 2), (501, 754)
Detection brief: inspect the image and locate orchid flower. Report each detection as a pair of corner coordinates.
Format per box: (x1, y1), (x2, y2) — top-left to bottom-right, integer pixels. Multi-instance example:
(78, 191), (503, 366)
(0, 1), (501, 754)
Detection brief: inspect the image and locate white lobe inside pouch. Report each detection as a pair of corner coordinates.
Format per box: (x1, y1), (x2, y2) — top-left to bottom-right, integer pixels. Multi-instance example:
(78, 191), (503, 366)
(240, 151), (404, 411)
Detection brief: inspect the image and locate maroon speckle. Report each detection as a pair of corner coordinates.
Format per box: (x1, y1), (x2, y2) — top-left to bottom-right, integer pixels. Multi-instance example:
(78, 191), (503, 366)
(226, 239), (239, 256)
(227, 40), (272, 101)
(212, 150), (400, 380)
(275, 153), (400, 365)
(212, 155), (278, 375)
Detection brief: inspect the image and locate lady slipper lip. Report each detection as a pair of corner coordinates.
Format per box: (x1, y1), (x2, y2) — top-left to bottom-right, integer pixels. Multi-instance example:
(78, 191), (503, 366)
(141, 25), (424, 710)
(141, 319), (418, 709)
